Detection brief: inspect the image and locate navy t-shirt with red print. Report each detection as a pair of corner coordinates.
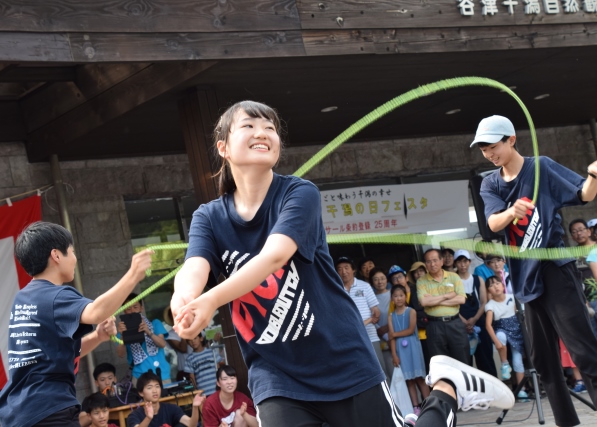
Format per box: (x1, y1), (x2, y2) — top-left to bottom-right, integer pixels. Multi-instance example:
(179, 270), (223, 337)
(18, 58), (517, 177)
(185, 173), (385, 405)
(481, 156), (585, 303)
(127, 403), (185, 427)
(0, 280), (93, 427)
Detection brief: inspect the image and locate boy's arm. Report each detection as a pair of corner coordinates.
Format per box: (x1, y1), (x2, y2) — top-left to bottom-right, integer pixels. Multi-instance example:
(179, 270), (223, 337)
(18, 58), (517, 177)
(181, 393), (205, 426)
(81, 317), (116, 356)
(580, 161), (597, 201)
(80, 250), (153, 325)
(487, 198), (535, 232)
(174, 234), (298, 338)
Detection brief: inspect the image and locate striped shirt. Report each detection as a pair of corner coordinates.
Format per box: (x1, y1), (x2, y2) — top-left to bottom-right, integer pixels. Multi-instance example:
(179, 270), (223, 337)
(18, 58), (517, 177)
(184, 348), (220, 396)
(346, 278), (380, 342)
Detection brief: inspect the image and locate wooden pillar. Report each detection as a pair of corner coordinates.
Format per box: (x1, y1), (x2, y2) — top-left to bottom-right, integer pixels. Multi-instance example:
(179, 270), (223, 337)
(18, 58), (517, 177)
(178, 88), (251, 397)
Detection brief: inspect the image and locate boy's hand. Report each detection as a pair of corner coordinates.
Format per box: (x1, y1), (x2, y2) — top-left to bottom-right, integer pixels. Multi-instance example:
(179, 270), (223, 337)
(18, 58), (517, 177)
(192, 393), (205, 407)
(173, 293), (217, 339)
(117, 321), (127, 333)
(509, 198), (534, 221)
(144, 401), (154, 420)
(128, 249), (154, 283)
(171, 289), (199, 320)
(139, 321), (150, 335)
(97, 317), (117, 342)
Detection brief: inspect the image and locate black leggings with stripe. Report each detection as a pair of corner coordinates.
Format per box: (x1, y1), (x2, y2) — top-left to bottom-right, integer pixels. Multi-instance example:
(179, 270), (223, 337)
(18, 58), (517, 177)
(256, 382), (457, 427)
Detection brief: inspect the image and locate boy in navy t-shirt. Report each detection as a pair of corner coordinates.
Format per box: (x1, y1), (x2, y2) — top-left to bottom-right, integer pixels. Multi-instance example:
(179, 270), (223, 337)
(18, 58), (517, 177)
(472, 115), (597, 425)
(0, 221), (153, 427)
(126, 371), (204, 427)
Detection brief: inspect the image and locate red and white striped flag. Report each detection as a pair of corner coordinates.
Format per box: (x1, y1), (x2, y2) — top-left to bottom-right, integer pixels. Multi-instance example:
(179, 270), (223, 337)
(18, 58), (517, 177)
(0, 195), (41, 388)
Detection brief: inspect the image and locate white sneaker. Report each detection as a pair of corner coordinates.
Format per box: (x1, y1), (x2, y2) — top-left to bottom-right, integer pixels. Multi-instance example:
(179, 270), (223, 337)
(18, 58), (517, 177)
(426, 355), (515, 412)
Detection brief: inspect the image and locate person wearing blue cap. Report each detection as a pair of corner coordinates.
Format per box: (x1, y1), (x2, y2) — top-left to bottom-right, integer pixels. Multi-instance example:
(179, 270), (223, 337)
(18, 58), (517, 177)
(472, 114), (597, 426)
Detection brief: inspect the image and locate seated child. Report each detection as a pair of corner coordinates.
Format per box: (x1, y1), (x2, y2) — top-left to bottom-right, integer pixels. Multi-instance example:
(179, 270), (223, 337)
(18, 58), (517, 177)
(117, 293), (171, 383)
(0, 221), (153, 427)
(484, 275), (529, 400)
(80, 363), (118, 426)
(81, 393), (119, 427)
(184, 331), (223, 396)
(202, 365), (258, 427)
(127, 371), (204, 427)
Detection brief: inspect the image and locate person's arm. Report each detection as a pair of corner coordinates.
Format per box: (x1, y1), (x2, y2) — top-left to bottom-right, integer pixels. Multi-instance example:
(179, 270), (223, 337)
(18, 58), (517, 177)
(189, 372), (197, 389)
(487, 198), (535, 232)
(180, 393), (206, 426)
(131, 403), (154, 427)
(391, 309), (417, 338)
(591, 262), (597, 281)
(80, 250), (153, 325)
(485, 310), (503, 350)
(580, 160), (597, 201)
(79, 411), (92, 427)
(441, 294), (466, 306)
(174, 234), (298, 338)
(81, 317), (116, 356)
(420, 292), (454, 307)
(472, 277), (488, 324)
(370, 305), (381, 324)
(388, 320), (400, 367)
(168, 338), (188, 353)
(139, 320), (167, 348)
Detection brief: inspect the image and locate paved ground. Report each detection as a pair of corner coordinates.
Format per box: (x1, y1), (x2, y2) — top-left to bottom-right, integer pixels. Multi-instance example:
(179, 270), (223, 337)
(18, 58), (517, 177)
(456, 394), (597, 427)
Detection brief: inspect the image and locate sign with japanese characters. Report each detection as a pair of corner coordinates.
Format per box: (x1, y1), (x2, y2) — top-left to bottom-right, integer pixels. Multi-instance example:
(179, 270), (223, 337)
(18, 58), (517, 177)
(457, 0), (596, 16)
(320, 181), (469, 235)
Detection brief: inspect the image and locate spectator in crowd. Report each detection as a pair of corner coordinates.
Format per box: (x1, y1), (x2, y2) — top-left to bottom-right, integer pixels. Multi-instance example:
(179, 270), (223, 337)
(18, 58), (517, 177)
(369, 267), (394, 379)
(560, 339), (587, 393)
(117, 293), (171, 384)
(588, 218), (597, 236)
(388, 265), (410, 303)
(454, 250), (496, 377)
(484, 276), (529, 401)
(358, 257), (376, 282)
(163, 307), (193, 381)
(127, 372), (204, 427)
(407, 261), (431, 372)
(202, 365), (258, 427)
(570, 219), (597, 292)
(80, 363), (118, 427)
(81, 393), (119, 427)
(388, 284), (430, 416)
(486, 254), (512, 294)
(336, 256), (385, 375)
(417, 249), (469, 364)
(184, 331), (223, 396)
(441, 248), (456, 272)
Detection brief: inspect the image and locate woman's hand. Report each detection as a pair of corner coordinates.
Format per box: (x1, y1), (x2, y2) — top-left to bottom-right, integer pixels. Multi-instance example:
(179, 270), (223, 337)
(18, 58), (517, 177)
(174, 293), (218, 339)
(392, 355), (400, 367)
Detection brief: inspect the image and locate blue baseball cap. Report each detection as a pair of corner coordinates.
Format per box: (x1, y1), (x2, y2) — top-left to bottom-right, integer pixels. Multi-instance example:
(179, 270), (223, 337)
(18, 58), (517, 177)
(470, 115), (516, 147)
(387, 265), (407, 280)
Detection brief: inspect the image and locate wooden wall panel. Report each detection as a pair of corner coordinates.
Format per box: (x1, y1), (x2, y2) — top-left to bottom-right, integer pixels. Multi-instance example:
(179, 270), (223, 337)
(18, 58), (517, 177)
(303, 23), (597, 56)
(0, 0), (300, 32)
(298, 0), (597, 29)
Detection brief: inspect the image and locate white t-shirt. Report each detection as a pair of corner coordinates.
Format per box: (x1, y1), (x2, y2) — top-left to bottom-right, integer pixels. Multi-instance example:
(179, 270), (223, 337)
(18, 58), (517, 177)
(484, 295), (516, 321)
(461, 275), (474, 294)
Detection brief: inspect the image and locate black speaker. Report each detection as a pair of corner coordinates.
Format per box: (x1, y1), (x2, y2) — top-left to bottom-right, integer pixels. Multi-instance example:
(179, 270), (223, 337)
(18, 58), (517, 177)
(469, 173), (503, 241)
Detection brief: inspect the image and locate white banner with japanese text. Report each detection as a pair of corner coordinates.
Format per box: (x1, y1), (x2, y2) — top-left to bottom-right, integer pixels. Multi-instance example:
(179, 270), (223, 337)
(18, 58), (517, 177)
(321, 181), (469, 235)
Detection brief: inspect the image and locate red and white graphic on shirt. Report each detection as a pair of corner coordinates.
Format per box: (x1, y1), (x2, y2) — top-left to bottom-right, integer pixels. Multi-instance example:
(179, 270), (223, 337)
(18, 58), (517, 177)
(507, 197), (543, 251)
(0, 195), (42, 388)
(222, 250), (315, 345)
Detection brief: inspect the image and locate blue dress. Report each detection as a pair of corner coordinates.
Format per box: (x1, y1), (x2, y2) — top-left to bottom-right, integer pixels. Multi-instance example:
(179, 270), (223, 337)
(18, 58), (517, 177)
(391, 307), (427, 380)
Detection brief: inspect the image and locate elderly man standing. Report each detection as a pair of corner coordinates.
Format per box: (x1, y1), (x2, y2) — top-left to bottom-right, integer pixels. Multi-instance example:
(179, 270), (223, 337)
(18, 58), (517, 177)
(336, 256), (385, 376)
(417, 249), (469, 364)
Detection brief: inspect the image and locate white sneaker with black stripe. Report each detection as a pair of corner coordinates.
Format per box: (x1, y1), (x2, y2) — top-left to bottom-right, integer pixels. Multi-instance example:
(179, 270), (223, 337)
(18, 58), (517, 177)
(426, 356), (515, 412)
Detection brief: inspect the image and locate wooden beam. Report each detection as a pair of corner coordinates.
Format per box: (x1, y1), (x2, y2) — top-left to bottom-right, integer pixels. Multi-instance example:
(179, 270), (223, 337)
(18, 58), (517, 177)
(67, 31), (306, 62)
(0, 66), (76, 82)
(298, 0), (597, 29)
(0, 0), (301, 32)
(27, 61), (217, 161)
(0, 33), (72, 61)
(21, 63), (151, 133)
(303, 23), (597, 55)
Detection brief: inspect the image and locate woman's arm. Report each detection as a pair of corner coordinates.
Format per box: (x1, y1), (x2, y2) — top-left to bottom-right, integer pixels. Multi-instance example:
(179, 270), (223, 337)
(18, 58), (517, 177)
(174, 234), (298, 338)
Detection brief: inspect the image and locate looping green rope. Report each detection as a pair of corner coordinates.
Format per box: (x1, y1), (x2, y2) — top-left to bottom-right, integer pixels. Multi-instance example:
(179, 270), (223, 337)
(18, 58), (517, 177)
(110, 77), (556, 343)
(293, 77), (540, 208)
